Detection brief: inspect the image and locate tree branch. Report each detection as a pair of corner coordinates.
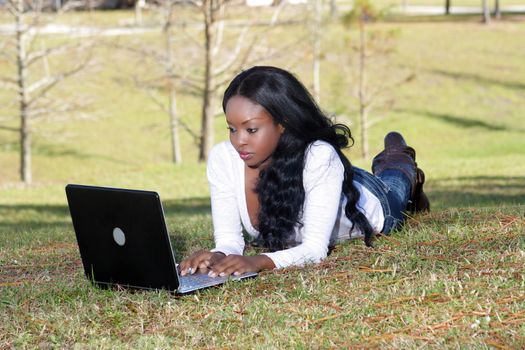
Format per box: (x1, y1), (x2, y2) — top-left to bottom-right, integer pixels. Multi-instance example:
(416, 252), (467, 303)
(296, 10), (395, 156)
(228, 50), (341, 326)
(212, 13), (225, 57)
(177, 22), (204, 50)
(212, 25), (249, 77)
(26, 43), (72, 68)
(27, 57), (92, 107)
(0, 39), (16, 64)
(5, 0), (18, 16)
(132, 76), (200, 144)
(269, 0), (287, 26)
(0, 79), (18, 90)
(178, 119), (200, 145)
(0, 125), (19, 132)
(141, 82), (170, 115)
(109, 41), (167, 65)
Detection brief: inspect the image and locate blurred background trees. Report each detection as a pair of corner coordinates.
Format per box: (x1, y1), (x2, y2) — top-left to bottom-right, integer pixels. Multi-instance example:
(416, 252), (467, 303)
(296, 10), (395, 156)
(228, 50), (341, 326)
(0, 0), (522, 183)
(1, 0), (94, 184)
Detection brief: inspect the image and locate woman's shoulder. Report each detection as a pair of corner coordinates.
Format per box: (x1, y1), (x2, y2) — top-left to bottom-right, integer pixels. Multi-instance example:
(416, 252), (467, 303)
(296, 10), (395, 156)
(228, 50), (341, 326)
(207, 141), (240, 183)
(303, 140), (343, 177)
(302, 140), (344, 187)
(305, 140), (340, 163)
(209, 141), (238, 163)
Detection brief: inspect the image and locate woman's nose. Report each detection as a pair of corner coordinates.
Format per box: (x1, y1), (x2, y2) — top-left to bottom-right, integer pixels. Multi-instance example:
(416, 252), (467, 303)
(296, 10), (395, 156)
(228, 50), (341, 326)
(233, 132), (248, 146)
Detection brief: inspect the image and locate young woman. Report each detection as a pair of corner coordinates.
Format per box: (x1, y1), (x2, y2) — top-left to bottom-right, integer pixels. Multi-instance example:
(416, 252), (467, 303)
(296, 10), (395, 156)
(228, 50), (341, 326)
(180, 66), (429, 278)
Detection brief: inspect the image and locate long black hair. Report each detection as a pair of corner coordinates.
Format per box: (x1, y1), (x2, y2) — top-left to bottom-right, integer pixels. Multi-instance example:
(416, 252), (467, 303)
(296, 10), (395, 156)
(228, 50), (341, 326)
(222, 66), (374, 250)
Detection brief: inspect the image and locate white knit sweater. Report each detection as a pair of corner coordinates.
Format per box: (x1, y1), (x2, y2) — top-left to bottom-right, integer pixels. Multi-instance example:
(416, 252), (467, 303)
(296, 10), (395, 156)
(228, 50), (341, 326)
(207, 140), (384, 269)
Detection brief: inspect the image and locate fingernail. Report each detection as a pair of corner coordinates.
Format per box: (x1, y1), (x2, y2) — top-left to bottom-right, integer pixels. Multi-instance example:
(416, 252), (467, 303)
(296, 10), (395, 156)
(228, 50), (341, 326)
(233, 271), (240, 276)
(219, 272), (225, 277)
(208, 271), (216, 278)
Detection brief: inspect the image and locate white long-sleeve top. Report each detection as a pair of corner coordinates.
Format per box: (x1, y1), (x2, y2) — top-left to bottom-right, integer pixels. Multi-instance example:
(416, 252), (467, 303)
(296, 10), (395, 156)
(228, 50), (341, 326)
(207, 140), (384, 269)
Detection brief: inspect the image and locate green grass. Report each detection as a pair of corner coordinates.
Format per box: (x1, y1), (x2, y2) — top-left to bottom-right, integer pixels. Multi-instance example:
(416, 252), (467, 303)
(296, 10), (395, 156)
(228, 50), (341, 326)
(1, 7), (525, 349)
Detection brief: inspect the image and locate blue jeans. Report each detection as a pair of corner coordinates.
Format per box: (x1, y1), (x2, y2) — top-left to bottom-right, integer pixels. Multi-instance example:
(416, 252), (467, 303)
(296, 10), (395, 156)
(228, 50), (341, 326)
(353, 167), (412, 234)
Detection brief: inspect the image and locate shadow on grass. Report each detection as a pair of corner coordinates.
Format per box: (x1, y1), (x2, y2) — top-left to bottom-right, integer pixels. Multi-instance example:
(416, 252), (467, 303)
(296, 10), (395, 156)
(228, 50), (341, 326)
(162, 197), (212, 259)
(397, 108), (523, 133)
(428, 175), (525, 209)
(162, 197), (210, 216)
(2, 179), (523, 234)
(0, 197), (211, 253)
(0, 197), (210, 225)
(0, 204), (72, 233)
(429, 68), (525, 92)
(34, 143), (137, 165)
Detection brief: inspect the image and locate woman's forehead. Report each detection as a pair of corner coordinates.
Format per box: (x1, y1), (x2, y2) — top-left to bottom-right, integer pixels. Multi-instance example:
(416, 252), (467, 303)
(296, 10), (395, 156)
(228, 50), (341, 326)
(225, 96), (273, 123)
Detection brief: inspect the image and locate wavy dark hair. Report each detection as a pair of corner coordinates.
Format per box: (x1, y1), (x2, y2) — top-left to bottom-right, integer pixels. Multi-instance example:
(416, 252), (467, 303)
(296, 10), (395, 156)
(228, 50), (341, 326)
(222, 66), (375, 250)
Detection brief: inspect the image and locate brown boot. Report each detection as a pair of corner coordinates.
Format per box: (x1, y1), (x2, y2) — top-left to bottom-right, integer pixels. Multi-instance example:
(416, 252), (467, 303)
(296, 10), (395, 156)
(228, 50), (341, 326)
(372, 132), (430, 213)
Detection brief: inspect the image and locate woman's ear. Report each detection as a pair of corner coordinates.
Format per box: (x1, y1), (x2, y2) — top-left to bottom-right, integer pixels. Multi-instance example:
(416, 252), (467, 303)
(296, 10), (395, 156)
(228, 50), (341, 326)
(278, 124), (285, 134)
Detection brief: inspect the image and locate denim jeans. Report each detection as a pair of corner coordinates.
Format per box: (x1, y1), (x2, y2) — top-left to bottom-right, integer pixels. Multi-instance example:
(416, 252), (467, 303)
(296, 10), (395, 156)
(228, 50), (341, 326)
(352, 167), (412, 234)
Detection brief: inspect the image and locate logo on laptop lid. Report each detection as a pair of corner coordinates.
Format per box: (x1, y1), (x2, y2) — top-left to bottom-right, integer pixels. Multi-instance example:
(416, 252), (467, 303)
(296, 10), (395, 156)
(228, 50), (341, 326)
(112, 227), (126, 246)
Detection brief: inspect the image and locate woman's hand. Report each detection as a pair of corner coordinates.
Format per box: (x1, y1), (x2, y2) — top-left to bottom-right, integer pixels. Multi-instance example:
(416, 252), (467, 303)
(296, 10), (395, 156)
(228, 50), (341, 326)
(207, 254), (275, 277)
(179, 250), (225, 276)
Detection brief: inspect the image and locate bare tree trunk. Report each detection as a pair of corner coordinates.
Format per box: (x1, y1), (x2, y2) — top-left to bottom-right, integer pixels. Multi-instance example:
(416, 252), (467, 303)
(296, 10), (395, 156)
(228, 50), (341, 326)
(311, 0), (322, 103)
(164, 2), (182, 164)
(199, 0), (214, 162)
(15, 0), (31, 184)
(4, 0), (93, 184)
(482, 0), (491, 23)
(493, 0), (501, 19)
(358, 20), (368, 159)
(135, 0), (145, 26)
(445, 0), (451, 15)
(329, 0), (337, 18)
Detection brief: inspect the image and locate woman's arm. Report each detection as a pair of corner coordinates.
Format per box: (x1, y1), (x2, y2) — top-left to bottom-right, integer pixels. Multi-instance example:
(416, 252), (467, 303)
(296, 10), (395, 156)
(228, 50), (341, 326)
(180, 143), (245, 273)
(207, 142), (246, 256)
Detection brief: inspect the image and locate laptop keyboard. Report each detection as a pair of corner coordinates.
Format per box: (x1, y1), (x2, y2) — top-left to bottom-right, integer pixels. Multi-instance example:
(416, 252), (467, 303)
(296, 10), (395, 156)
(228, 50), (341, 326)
(177, 270), (258, 293)
(174, 262), (258, 293)
(178, 273), (229, 293)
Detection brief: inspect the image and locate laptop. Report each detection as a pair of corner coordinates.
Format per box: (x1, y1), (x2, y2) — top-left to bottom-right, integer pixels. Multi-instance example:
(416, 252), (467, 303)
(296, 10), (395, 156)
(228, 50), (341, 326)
(65, 184), (257, 294)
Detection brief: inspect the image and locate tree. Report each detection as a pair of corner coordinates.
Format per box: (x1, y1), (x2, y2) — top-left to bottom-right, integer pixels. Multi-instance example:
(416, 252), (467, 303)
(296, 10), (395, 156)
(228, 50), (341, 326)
(0, 0), (93, 184)
(342, 0), (414, 159)
(116, 0), (294, 163)
(309, 0), (322, 103)
(493, 0), (501, 19)
(117, 0), (292, 163)
(482, 0), (491, 23)
(329, 0), (337, 18)
(115, 0), (193, 164)
(191, 0), (290, 161)
(445, 0), (451, 15)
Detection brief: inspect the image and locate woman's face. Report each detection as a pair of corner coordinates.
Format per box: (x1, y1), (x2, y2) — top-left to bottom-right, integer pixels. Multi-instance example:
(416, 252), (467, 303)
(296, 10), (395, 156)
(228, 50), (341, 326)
(225, 95), (284, 169)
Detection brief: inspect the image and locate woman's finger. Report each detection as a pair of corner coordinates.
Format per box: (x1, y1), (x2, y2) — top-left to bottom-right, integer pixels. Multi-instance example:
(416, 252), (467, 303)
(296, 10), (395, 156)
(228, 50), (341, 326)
(209, 256), (246, 277)
(180, 250), (211, 275)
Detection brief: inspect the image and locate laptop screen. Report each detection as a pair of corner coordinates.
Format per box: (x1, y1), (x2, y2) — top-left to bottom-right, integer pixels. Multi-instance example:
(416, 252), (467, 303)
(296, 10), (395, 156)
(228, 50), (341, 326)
(66, 184), (180, 291)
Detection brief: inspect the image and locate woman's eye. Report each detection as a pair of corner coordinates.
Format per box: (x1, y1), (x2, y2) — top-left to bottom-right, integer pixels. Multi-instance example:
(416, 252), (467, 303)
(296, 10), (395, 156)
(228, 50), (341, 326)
(247, 128), (258, 134)
(227, 127), (236, 133)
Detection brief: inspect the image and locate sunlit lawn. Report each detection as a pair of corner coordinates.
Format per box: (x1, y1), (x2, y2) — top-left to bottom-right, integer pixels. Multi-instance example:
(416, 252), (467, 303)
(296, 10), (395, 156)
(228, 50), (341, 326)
(0, 7), (524, 349)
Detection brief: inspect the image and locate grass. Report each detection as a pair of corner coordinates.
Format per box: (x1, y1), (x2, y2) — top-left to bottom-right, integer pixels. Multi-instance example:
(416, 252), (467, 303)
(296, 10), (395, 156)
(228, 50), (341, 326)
(1, 6), (525, 349)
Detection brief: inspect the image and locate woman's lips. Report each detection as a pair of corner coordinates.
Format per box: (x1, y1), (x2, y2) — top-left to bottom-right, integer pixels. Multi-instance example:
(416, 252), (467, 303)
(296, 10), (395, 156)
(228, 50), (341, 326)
(239, 152), (252, 161)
